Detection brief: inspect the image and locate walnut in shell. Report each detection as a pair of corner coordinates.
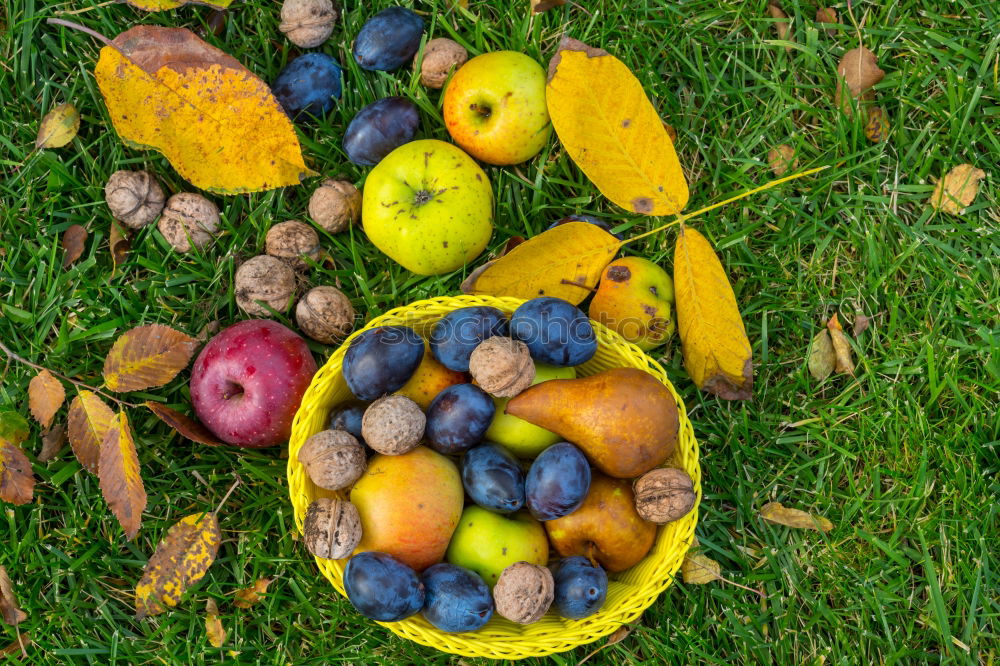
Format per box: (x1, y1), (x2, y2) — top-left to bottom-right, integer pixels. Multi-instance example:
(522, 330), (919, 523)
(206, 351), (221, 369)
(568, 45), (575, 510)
(157, 192), (220, 253)
(105, 170), (165, 229)
(416, 38), (468, 89)
(234, 255), (296, 316)
(308, 179), (361, 233)
(279, 0), (337, 48)
(469, 336), (535, 398)
(633, 467), (696, 524)
(361, 395), (425, 455)
(303, 497), (362, 560)
(295, 285), (355, 344)
(297, 429), (367, 491)
(265, 220), (321, 270)
(493, 562), (554, 624)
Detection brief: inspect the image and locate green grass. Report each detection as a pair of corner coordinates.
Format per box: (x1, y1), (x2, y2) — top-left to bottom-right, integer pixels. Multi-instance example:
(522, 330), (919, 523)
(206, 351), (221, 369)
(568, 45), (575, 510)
(2, 0), (998, 663)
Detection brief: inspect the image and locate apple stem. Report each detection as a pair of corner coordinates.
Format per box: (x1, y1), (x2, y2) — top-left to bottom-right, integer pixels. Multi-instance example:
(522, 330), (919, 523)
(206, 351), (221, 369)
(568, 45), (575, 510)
(213, 475), (242, 516)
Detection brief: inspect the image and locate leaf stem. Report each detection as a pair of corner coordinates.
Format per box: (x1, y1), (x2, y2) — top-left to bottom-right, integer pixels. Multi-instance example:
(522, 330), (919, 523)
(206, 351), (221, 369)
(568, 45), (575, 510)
(0, 340), (138, 408)
(46, 18), (115, 48)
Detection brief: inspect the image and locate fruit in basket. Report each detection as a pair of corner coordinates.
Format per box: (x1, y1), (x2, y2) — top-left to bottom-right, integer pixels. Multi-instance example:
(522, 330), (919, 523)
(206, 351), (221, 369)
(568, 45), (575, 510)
(461, 443), (525, 513)
(510, 297), (597, 367)
(589, 257), (676, 350)
(506, 367), (678, 478)
(430, 306), (510, 372)
(468, 336), (535, 398)
(353, 7), (423, 72)
(362, 139), (493, 275)
(492, 561), (554, 624)
(442, 51), (551, 165)
(421, 563), (494, 632)
(545, 473), (656, 572)
(190, 320), (317, 447)
(342, 97), (420, 166)
(547, 214), (623, 240)
(395, 343), (467, 409)
(272, 53), (342, 119)
(297, 429), (367, 490)
(360, 395), (425, 455)
(342, 325), (424, 401)
(551, 556), (608, 619)
(350, 447), (463, 571)
(344, 551), (425, 621)
(303, 497), (362, 560)
(485, 363), (575, 458)
(524, 442), (591, 521)
(446, 506), (548, 587)
(425, 383), (495, 454)
(633, 467), (697, 524)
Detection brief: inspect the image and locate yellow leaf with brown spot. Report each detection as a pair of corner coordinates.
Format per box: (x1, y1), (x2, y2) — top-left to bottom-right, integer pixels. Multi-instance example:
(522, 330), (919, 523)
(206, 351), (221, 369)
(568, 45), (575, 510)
(462, 222), (619, 305)
(103, 324), (199, 392)
(864, 106), (890, 143)
(28, 370), (65, 430)
(681, 540), (721, 585)
(233, 577), (273, 608)
(36, 103), (80, 149)
(0, 440), (34, 506)
(205, 599), (226, 647)
(136, 512), (222, 618)
(94, 26), (312, 194)
(760, 501), (833, 532)
(546, 38), (689, 216)
(928, 164), (986, 215)
(127, 0), (232, 10)
(67, 391), (116, 473)
(674, 226), (753, 399)
(98, 412), (146, 540)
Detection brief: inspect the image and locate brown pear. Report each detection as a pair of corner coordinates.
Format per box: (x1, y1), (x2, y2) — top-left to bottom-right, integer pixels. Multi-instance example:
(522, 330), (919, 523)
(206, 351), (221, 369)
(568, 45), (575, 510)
(505, 367), (678, 478)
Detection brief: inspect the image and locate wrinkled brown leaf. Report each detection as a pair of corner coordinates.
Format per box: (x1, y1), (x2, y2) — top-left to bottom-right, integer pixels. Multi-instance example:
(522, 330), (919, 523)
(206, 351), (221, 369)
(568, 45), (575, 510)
(145, 402), (223, 447)
(0, 566), (27, 626)
(205, 599), (226, 647)
(760, 501), (833, 532)
(0, 632), (29, 658)
(853, 313), (871, 336)
(826, 314), (855, 375)
(28, 369), (65, 430)
(136, 512), (222, 618)
(38, 424), (67, 462)
(98, 412), (147, 539)
(928, 164), (986, 215)
(808, 329), (836, 381)
(103, 324), (199, 392)
(864, 106), (890, 143)
(36, 103), (80, 150)
(67, 390), (116, 474)
(835, 47), (884, 114)
(768, 144), (797, 177)
(61, 225), (88, 268)
(234, 577), (272, 608)
(110, 220), (131, 273)
(0, 440), (34, 506)
(767, 4), (793, 52)
(815, 7), (839, 35)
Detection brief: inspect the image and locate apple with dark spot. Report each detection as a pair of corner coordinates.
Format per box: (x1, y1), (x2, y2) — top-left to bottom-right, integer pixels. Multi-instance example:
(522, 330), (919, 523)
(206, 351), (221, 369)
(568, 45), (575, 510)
(190, 319), (317, 447)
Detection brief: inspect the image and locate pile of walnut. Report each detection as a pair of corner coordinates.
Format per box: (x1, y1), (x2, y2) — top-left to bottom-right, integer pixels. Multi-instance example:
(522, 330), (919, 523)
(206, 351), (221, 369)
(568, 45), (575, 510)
(104, 168), (363, 346)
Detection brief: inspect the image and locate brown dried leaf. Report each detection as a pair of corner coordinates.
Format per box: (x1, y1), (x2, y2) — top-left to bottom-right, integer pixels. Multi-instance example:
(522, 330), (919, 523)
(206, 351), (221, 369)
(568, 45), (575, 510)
(760, 501), (833, 532)
(928, 164), (986, 215)
(815, 7), (838, 35)
(0, 632), (29, 658)
(145, 402), (223, 447)
(807, 329), (836, 381)
(577, 625), (631, 666)
(826, 314), (855, 375)
(28, 369), (65, 430)
(67, 390), (116, 474)
(835, 47), (885, 114)
(110, 220), (131, 274)
(38, 424), (67, 462)
(205, 599), (226, 647)
(136, 512), (222, 618)
(853, 313), (871, 336)
(234, 577), (272, 608)
(98, 412), (147, 539)
(531, 0), (565, 12)
(768, 144), (798, 177)
(61, 225), (88, 268)
(103, 324), (199, 392)
(0, 565), (27, 625)
(767, 4), (793, 52)
(0, 440), (34, 506)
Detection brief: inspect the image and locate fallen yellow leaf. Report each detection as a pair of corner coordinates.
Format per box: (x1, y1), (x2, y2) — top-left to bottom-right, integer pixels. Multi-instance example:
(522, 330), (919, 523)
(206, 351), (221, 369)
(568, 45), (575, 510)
(35, 103), (80, 149)
(205, 599), (226, 648)
(928, 164), (985, 215)
(826, 314), (855, 376)
(98, 412), (146, 540)
(102, 324), (199, 393)
(807, 329), (835, 381)
(760, 501), (833, 532)
(136, 512), (222, 618)
(234, 577), (273, 608)
(66, 390), (115, 474)
(682, 544), (721, 585)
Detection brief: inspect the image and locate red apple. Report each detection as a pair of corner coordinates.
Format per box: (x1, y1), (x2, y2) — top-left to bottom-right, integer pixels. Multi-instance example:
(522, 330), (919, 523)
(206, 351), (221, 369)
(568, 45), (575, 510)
(191, 320), (317, 447)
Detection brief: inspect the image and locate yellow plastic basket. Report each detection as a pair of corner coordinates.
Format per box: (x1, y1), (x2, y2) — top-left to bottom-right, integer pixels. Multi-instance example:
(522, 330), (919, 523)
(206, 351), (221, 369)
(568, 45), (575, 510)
(287, 295), (700, 660)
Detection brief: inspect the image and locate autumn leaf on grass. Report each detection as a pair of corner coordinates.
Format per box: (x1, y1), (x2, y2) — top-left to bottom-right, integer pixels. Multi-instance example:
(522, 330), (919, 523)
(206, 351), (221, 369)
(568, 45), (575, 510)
(760, 502), (833, 532)
(28, 369), (65, 430)
(109, 220), (130, 273)
(103, 324), (199, 392)
(145, 402), (222, 447)
(835, 47), (885, 115)
(127, 0), (233, 10)
(826, 314), (855, 375)
(61, 224), (88, 268)
(928, 164), (986, 215)
(0, 565), (27, 626)
(768, 144), (797, 177)
(462, 222), (619, 305)
(864, 106), (890, 143)
(681, 538), (721, 584)
(99, 412), (146, 540)
(136, 512), (222, 618)
(766, 3), (793, 53)
(673, 226), (753, 400)
(234, 578), (273, 608)
(0, 440), (34, 506)
(67, 390), (116, 473)
(205, 599), (226, 647)
(0, 411), (30, 445)
(531, 0), (565, 12)
(38, 424), (67, 462)
(807, 328), (836, 382)
(546, 37), (689, 215)
(0, 633), (29, 658)
(36, 103), (80, 150)
(816, 7), (839, 35)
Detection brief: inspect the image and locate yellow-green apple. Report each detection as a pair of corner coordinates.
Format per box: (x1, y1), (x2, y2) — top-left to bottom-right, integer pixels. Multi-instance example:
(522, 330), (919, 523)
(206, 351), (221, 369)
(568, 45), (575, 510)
(485, 363), (575, 458)
(545, 473), (656, 572)
(350, 446), (464, 571)
(446, 506), (548, 587)
(588, 257), (676, 350)
(362, 139), (493, 275)
(395, 341), (467, 409)
(443, 51), (551, 165)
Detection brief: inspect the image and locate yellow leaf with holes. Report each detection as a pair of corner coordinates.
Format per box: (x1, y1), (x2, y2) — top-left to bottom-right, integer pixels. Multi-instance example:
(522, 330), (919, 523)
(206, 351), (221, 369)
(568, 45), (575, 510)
(98, 412), (146, 539)
(67, 391), (116, 474)
(103, 324), (199, 392)
(0, 440), (34, 506)
(760, 501), (833, 532)
(462, 222), (619, 304)
(136, 512), (222, 618)
(127, 0), (232, 10)
(546, 38), (688, 216)
(35, 103), (80, 149)
(28, 370), (65, 430)
(94, 26), (312, 193)
(674, 226), (753, 399)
